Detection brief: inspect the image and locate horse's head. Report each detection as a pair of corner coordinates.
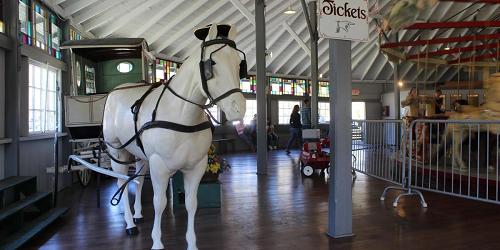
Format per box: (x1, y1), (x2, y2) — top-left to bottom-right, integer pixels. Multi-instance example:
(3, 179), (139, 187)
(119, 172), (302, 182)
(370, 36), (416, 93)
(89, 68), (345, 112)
(194, 24), (246, 122)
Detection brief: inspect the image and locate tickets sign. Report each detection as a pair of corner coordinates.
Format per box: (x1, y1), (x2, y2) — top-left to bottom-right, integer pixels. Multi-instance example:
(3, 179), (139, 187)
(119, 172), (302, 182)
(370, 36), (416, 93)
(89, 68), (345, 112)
(318, 0), (369, 42)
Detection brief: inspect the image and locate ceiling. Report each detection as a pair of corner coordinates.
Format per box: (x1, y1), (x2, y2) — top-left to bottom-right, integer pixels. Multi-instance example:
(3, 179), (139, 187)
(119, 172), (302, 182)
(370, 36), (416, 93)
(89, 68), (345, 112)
(43, 0), (500, 84)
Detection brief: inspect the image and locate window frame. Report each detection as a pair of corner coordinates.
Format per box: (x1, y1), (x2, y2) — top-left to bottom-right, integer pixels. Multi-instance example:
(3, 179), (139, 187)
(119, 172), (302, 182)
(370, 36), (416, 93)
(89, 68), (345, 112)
(278, 100), (300, 125)
(28, 59), (61, 134)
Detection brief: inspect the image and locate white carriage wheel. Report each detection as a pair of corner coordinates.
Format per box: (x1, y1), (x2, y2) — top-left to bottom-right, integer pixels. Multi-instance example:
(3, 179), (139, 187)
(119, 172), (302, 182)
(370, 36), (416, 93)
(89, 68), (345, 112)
(302, 165), (314, 177)
(78, 169), (92, 187)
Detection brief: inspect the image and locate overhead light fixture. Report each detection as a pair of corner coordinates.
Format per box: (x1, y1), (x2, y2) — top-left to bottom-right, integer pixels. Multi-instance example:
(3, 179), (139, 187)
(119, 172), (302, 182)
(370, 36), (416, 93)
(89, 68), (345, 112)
(444, 47), (451, 51)
(319, 73), (323, 78)
(398, 81), (404, 87)
(284, 0), (296, 14)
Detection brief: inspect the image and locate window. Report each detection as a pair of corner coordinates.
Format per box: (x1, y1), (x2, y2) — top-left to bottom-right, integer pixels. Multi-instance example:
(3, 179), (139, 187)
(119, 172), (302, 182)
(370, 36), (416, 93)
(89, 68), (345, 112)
(269, 77), (282, 95)
(156, 59), (166, 81)
(243, 99), (257, 125)
(295, 79), (306, 96)
(50, 15), (62, 60)
(0, 0), (4, 33)
(19, 0), (32, 45)
(207, 105), (220, 125)
(34, 4), (46, 50)
(240, 78), (255, 93)
(352, 102), (366, 120)
(69, 27), (82, 40)
(319, 81), (329, 97)
(85, 65), (96, 94)
(29, 61), (59, 133)
(278, 101), (299, 124)
(282, 79), (293, 95)
(166, 61), (179, 79)
(117, 61), (133, 73)
(318, 102), (330, 124)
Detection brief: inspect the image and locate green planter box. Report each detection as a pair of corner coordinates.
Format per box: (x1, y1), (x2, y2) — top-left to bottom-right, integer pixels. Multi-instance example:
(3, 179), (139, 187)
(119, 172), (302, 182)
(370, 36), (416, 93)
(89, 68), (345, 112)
(172, 172), (221, 208)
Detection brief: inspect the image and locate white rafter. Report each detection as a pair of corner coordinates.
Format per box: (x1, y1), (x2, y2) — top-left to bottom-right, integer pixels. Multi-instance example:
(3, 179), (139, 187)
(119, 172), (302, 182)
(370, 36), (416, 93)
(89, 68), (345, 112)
(72, 0), (121, 25)
(152, 1), (229, 53)
(131, 0), (185, 38)
(97, 0), (163, 38)
(83, 0), (141, 33)
(64, 0), (99, 17)
(229, 0), (255, 26)
(283, 22), (311, 56)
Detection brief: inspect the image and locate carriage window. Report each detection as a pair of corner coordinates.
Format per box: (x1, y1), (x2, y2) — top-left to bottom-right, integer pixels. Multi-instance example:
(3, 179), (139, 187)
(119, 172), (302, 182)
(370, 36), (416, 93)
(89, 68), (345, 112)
(156, 59), (166, 80)
(75, 61), (81, 88)
(278, 101), (300, 125)
(117, 61), (133, 73)
(244, 99), (257, 125)
(29, 61), (60, 133)
(85, 65), (96, 94)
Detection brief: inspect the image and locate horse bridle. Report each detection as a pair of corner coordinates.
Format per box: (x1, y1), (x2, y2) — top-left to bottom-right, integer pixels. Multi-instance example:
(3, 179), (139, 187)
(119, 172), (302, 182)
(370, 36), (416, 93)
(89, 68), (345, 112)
(166, 38), (247, 111)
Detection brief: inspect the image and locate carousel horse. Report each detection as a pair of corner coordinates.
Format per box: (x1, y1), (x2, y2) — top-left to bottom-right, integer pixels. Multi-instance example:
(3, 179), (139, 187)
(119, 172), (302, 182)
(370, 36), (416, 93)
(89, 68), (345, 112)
(102, 24), (246, 249)
(439, 76), (500, 171)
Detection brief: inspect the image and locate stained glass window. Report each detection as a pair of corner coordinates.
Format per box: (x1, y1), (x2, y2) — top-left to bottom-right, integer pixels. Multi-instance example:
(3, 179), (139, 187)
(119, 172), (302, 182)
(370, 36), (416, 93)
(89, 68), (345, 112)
(282, 79), (293, 95)
(69, 27), (82, 40)
(269, 77), (282, 95)
(319, 81), (329, 97)
(240, 78), (253, 93)
(49, 15), (62, 60)
(295, 79), (306, 96)
(19, 0), (32, 45)
(34, 4), (46, 50)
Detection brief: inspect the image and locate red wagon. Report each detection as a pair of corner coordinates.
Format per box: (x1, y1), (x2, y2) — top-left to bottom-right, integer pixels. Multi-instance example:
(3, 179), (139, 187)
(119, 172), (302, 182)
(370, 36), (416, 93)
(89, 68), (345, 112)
(299, 142), (330, 177)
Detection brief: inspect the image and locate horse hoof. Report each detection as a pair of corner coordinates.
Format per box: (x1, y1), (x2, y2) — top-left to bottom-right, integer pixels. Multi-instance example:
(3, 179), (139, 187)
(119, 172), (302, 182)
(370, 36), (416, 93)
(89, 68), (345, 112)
(133, 218), (144, 224)
(126, 227), (139, 236)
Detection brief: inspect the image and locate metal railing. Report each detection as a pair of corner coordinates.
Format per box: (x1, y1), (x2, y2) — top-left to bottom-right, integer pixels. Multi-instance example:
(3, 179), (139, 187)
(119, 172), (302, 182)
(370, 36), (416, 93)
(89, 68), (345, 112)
(351, 119), (428, 207)
(406, 119), (500, 206)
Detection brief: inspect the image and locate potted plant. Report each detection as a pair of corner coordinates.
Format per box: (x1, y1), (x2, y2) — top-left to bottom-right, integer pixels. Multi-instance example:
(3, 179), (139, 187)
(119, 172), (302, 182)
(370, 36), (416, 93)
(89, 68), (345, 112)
(202, 144), (230, 183)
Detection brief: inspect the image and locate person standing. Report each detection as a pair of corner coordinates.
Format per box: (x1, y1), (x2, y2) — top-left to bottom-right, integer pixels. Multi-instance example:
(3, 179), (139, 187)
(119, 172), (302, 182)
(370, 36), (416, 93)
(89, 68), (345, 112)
(301, 99), (311, 129)
(434, 89), (444, 114)
(286, 105), (302, 155)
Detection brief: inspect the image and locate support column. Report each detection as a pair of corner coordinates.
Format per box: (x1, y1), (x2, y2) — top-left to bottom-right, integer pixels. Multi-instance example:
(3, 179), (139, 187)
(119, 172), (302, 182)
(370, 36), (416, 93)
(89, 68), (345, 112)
(328, 39), (353, 238)
(393, 62), (400, 120)
(309, 1), (318, 127)
(4, 0), (20, 177)
(255, 0), (267, 175)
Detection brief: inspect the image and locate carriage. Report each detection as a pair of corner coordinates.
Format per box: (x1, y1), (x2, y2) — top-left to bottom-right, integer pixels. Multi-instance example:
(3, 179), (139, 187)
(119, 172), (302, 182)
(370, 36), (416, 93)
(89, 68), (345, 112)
(61, 38), (156, 186)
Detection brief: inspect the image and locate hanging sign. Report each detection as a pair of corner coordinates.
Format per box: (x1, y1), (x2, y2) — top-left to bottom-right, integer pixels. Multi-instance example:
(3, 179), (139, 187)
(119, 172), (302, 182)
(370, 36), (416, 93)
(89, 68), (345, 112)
(318, 0), (369, 42)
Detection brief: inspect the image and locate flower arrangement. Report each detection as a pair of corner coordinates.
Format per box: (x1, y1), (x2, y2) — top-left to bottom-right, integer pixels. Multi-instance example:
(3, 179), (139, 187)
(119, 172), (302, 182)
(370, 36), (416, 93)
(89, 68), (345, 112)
(206, 144), (230, 175)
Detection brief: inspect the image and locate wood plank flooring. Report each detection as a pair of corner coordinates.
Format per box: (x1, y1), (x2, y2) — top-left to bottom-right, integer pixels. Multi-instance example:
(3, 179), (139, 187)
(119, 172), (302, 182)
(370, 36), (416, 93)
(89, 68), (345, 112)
(23, 149), (500, 250)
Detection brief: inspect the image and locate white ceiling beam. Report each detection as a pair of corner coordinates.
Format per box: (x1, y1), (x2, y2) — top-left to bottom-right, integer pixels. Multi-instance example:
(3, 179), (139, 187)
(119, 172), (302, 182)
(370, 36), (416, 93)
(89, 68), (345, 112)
(273, 22), (309, 74)
(64, 0), (99, 17)
(299, 39), (328, 75)
(237, 2), (295, 50)
(229, 0), (255, 26)
(152, 1), (229, 53)
(361, 50), (384, 80)
(97, 0), (163, 38)
(283, 22), (311, 56)
(72, 0), (119, 24)
(284, 27), (312, 74)
(83, 0), (139, 33)
(131, 0), (184, 38)
(168, 0), (251, 58)
(52, 0), (67, 5)
(41, 0), (95, 38)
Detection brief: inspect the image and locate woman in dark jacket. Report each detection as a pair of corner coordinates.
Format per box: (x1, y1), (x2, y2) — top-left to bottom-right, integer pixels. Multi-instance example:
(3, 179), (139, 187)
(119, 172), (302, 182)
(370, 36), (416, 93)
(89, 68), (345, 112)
(286, 105), (302, 154)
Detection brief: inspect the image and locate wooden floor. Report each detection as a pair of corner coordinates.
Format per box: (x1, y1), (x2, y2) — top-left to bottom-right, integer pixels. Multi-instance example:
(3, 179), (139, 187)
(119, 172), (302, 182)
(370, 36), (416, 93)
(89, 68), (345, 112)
(24, 149), (500, 250)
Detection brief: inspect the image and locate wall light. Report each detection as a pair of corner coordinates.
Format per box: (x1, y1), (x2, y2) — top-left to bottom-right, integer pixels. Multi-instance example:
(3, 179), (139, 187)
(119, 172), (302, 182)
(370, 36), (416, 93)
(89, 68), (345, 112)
(398, 81), (404, 87)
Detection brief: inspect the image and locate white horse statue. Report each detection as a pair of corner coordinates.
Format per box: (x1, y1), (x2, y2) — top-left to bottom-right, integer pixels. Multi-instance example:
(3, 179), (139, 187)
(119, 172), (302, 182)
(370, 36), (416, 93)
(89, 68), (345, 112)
(102, 24), (246, 249)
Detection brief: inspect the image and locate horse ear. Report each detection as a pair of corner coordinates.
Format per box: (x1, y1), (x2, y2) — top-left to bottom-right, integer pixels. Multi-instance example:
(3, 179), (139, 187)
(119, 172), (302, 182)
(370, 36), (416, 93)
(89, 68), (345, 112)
(208, 23), (218, 40)
(228, 26), (237, 40)
(194, 25), (211, 40)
